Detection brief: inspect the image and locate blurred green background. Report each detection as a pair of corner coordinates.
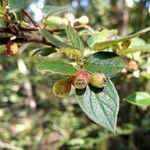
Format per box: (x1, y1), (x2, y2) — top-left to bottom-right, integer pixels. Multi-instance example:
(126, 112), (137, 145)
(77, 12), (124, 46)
(0, 0), (150, 150)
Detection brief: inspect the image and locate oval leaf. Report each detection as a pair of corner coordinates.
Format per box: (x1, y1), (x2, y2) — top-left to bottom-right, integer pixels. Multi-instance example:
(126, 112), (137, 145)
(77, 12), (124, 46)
(35, 58), (77, 75)
(41, 29), (68, 48)
(75, 79), (119, 132)
(66, 25), (84, 53)
(126, 92), (150, 106)
(83, 52), (126, 77)
(87, 29), (118, 48)
(118, 44), (150, 55)
(94, 27), (150, 50)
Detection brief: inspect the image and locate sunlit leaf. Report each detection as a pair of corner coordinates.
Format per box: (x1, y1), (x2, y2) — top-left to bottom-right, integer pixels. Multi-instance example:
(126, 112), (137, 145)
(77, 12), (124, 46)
(87, 29), (118, 48)
(126, 92), (150, 106)
(34, 58), (77, 75)
(118, 44), (150, 55)
(66, 24), (84, 53)
(94, 27), (150, 50)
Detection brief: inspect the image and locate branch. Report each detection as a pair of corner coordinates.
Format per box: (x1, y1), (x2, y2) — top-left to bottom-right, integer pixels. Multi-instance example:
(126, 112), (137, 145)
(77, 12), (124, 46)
(12, 24), (94, 34)
(21, 9), (38, 27)
(0, 27), (55, 46)
(0, 24), (93, 46)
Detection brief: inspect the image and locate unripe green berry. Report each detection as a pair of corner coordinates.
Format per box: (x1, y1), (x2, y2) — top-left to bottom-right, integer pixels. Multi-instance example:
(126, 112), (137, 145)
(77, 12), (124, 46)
(53, 79), (71, 98)
(71, 70), (90, 89)
(90, 72), (107, 88)
(121, 40), (131, 49)
(78, 15), (89, 25)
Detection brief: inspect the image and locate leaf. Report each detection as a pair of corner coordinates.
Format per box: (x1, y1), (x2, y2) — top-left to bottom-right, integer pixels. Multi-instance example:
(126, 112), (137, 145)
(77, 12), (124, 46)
(94, 27), (150, 50)
(8, 0), (27, 11)
(34, 58), (77, 75)
(126, 92), (150, 106)
(75, 79), (119, 132)
(43, 16), (67, 26)
(66, 25), (84, 53)
(87, 29), (118, 48)
(43, 5), (70, 17)
(30, 47), (56, 56)
(118, 44), (150, 55)
(83, 52), (126, 77)
(41, 29), (68, 48)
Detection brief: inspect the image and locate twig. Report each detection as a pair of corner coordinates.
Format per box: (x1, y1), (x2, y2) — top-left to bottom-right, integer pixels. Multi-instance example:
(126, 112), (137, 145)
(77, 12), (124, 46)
(21, 9), (38, 27)
(0, 35), (54, 46)
(0, 27), (55, 46)
(11, 24), (94, 34)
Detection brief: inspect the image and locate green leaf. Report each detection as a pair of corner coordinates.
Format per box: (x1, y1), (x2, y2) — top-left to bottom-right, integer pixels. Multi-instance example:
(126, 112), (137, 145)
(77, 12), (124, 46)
(87, 29), (118, 48)
(126, 92), (150, 106)
(43, 16), (67, 26)
(75, 79), (119, 132)
(83, 52), (126, 77)
(41, 29), (68, 48)
(94, 27), (150, 50)
(8, 0), (27, 11)
(30, 47), (56, 56)
(43, 5), (70, 17)
(34, 58), (77, 75)
(66, 24), (84, 53)
(118, 44), (150, 55)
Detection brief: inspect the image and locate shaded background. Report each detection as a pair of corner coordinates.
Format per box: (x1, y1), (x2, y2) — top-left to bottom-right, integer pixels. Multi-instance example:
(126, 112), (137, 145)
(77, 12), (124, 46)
(0, 0), (150, 150)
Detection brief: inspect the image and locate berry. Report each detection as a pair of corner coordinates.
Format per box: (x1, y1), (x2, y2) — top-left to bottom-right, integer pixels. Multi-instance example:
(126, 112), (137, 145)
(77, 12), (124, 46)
(127, 60), (138, 71)
(121, 40), (131, 49)
(53, 79), (71, 98)
(5, 41), (18, 56)
(78, 15), (89, 25)
(71, 70), (90, 89)
(90, 72), (107, 88)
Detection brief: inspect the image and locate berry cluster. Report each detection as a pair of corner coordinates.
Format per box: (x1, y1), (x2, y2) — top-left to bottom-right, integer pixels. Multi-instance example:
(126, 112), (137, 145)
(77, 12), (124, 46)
(53, 70), (107, 98)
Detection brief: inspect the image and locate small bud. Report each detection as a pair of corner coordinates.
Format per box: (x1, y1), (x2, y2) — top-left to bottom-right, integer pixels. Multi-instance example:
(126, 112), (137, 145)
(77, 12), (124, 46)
(78, 15), (89, 25)
(53, 79), (71, 98)
(71, 70), (90, 89)
(121, 40), (131, 49)
(90, 72), (107, 88)
(127, 60), (138, 71)
(5, 41), (18, 56)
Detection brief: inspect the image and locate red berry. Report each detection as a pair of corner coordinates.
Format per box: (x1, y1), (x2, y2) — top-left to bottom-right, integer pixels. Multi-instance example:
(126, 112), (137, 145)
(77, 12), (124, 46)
(53, 79), (71, 98)
(71, 70), (90, 89)
(127, 60), (138, 71)
(90, 72), (107, 88)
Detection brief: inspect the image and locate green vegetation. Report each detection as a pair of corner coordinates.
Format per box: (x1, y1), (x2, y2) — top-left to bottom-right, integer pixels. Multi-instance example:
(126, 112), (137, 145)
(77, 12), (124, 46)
(0, 0), (150, 149)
